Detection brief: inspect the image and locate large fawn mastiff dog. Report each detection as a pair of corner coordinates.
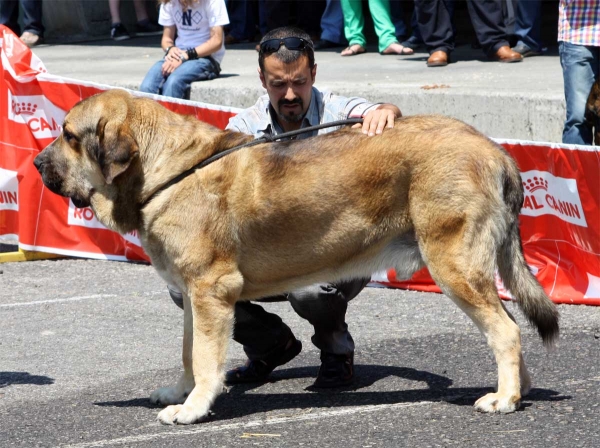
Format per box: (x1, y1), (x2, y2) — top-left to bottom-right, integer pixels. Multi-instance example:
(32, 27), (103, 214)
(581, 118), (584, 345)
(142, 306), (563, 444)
(34, 89), (559, 425)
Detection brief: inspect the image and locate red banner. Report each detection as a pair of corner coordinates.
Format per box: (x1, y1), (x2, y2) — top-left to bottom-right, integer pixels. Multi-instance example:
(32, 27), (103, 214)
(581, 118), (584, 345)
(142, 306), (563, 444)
(0, 26), (239, 261)
(2, 26), (599, 305)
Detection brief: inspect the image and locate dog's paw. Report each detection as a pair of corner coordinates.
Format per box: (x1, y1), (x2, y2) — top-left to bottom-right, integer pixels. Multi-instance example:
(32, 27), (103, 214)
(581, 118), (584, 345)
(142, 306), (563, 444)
(150, 386), (188, 406)
(157, 404), (208, 425)
(474, 392), (519, 414)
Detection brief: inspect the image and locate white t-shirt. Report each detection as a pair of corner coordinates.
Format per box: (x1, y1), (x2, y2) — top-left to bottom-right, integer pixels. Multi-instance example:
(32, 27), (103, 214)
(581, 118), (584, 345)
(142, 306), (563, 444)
(159, 0), (229, 64)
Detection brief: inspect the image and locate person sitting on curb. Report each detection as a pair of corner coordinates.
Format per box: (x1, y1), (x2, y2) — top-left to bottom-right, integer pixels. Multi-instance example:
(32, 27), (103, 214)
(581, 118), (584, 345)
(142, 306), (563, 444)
(139, 0), (228, 99)
(168, 25), (402, 388)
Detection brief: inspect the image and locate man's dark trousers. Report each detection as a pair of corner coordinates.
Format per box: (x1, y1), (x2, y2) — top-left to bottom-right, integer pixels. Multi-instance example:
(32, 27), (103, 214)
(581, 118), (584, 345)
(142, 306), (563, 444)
(415, 0), (510, 57)
(233, 278), (370, 361)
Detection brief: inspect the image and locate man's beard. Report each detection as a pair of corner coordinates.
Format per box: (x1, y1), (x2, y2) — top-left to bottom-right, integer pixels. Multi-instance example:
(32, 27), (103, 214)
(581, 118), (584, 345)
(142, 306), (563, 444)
(277, 98), (305, 123)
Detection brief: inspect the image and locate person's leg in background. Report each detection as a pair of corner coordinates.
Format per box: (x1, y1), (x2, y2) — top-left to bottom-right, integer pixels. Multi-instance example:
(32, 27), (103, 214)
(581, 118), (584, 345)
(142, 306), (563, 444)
(109, 0), (131, 40)
(466, 0), (521, 62)
(415, 0), (454, 66)
(264, 0), (290, 32)
(296, 0), (325, 42)
(366, 0), (412, 54)
(315, 0), (347, 49)
(19, 0), (44, 47)
(340, 0), (367, 55)
(560, 42), (599, 145)
(225, 0), (257, 43)
(0, 0), (21, 36)
(512, 0), (543, 57)
(388, 0), (408, 42)
(255, 0), (291, 51)
(257, 0), (267, 36)
(133, 0), (162, 36)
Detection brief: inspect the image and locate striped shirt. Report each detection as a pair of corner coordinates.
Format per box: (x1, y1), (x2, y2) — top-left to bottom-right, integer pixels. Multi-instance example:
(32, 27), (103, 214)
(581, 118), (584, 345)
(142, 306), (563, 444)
(226, 87), (380, 139)
(558, 0), (600, 46)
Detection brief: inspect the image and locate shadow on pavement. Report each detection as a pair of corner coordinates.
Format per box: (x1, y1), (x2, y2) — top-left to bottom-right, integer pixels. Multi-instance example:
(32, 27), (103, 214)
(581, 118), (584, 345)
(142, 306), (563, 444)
(92, 364), (568, 421)
(0, 371), (55, 388)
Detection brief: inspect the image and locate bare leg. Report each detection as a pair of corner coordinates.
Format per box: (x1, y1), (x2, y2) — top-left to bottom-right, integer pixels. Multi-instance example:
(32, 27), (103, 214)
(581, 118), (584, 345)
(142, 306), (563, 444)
(133, 0), (149, 22)
(108, 0), (121, 23)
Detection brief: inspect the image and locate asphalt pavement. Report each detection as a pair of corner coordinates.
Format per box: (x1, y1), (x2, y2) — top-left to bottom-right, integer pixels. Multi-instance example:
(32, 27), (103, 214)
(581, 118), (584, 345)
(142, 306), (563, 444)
(1, 258), (599, 447)
(29, 34), (566, 143)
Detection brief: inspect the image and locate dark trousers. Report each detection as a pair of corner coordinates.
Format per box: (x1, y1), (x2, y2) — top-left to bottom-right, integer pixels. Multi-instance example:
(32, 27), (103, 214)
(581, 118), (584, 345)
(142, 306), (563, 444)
(0, 0), (44, 37)
(264, 0), (326, 37)
(233, 278), (370, 360)
(415, 0), (508, 57)
(226, 0), (267, 40)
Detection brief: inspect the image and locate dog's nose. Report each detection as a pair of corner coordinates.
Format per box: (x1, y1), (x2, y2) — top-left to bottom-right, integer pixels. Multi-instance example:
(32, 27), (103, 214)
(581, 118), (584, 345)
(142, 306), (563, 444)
(33, 153), (45, 171)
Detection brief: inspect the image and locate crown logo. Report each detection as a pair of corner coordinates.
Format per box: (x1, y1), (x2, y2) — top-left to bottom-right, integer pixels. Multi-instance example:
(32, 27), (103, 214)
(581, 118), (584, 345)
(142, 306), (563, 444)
(12, 100), (38, 116)
(523, 177), (549, 193)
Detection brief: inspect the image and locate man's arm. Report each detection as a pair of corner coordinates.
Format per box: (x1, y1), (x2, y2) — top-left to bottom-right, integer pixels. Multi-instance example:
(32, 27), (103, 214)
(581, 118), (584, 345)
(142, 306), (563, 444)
(352, 103), (402, 137)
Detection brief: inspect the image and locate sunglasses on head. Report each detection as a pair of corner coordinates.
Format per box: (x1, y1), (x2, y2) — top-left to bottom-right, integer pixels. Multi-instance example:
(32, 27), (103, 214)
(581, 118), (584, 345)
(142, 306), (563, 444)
(259, 37), (313, 54)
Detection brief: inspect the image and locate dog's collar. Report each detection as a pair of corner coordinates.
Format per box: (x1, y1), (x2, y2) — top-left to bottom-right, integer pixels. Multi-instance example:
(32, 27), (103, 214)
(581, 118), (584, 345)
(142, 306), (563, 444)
(140, 118), (364, 209)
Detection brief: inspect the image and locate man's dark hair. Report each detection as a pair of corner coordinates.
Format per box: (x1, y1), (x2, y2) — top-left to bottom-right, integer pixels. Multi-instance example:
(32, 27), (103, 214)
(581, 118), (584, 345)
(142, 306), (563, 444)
(258, 26), (315, 72)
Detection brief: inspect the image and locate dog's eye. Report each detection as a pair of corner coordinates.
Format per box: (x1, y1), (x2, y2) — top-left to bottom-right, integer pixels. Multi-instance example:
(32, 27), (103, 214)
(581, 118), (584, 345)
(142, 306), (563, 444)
(63, 130), (76, 142)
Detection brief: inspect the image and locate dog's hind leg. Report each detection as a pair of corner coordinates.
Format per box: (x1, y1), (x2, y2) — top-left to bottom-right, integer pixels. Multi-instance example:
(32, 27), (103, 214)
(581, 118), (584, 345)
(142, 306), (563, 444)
(155, 265), (242, 425)
(417, 214), (525, 414)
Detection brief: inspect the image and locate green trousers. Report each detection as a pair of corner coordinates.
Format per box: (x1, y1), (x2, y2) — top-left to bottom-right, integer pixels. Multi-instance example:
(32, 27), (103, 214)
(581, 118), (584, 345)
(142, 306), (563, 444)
(341, 0), (398, 53)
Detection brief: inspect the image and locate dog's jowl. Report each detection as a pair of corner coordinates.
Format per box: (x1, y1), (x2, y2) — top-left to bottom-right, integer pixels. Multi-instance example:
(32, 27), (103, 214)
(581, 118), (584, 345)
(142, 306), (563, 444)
(34, 89), (559, 425)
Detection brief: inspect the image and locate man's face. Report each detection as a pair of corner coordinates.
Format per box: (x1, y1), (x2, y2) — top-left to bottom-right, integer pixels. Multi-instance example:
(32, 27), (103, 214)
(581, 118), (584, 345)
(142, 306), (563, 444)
(259, 54), (317, 125)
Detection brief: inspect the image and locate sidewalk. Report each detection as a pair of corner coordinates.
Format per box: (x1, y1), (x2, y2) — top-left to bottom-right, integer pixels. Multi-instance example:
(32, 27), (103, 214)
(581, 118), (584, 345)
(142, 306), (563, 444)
(31, 36), (566, 143)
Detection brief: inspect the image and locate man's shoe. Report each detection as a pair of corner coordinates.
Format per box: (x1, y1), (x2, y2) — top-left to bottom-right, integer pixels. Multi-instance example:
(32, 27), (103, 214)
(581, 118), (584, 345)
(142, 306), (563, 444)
(135, 20), (162, 36)
(312, 352), (354, 388)
(111, 23), (131, 41)
(225, 338), (302, 384)
(314, 39), (344, 50)
(492, 45), (523, 63)
(512, 42), (543, 58)
(19, 31), (43, 48)
(427, 50), (449, 67)
(400, 35), (423, 51)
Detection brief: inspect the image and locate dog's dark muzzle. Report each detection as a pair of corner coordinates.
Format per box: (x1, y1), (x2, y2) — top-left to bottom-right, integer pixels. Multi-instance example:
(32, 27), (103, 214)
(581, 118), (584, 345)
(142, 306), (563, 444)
(34, 150), (63, 194)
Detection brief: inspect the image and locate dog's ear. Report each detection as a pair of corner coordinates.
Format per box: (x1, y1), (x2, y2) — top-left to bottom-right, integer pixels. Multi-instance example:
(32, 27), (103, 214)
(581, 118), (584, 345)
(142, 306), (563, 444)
(585, 81), (600, 121)
(96, 117), (139, 184)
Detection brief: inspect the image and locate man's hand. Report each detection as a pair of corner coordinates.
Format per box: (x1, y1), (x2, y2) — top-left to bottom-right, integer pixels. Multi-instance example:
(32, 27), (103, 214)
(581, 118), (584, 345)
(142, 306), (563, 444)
(352, 104), (402, 137)
(162, 48), (186, 76)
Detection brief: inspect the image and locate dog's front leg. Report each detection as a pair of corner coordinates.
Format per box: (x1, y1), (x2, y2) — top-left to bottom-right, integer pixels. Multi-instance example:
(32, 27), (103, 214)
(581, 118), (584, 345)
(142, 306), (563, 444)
(156, 269), (241, 425)
(150, 293), (195, 406)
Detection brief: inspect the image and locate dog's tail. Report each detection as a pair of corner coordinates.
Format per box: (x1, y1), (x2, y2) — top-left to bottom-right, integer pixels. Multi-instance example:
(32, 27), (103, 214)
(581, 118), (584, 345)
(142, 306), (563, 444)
(496, 160), (559, 347)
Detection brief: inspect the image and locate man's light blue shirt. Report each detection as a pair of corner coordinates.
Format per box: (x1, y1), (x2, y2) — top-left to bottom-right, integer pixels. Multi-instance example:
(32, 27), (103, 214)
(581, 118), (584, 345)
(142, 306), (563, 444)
(226, 87), (380, 139)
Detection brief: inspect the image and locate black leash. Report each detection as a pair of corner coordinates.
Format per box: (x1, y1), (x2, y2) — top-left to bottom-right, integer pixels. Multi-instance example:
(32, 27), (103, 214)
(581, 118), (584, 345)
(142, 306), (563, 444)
(142, 117), (364, 207)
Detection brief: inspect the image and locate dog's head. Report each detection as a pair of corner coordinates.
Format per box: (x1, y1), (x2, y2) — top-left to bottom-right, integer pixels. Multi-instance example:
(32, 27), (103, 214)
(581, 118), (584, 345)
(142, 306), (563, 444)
(34, 89), (140, 210)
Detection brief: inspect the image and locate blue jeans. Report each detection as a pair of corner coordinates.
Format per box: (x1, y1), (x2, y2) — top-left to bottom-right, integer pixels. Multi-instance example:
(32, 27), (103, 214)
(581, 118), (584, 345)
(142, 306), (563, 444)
(514, 0), (542, 52)
(320, 0), (346, 45)
(139, 57), (220, 100)
(559, 41), (600, 145)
